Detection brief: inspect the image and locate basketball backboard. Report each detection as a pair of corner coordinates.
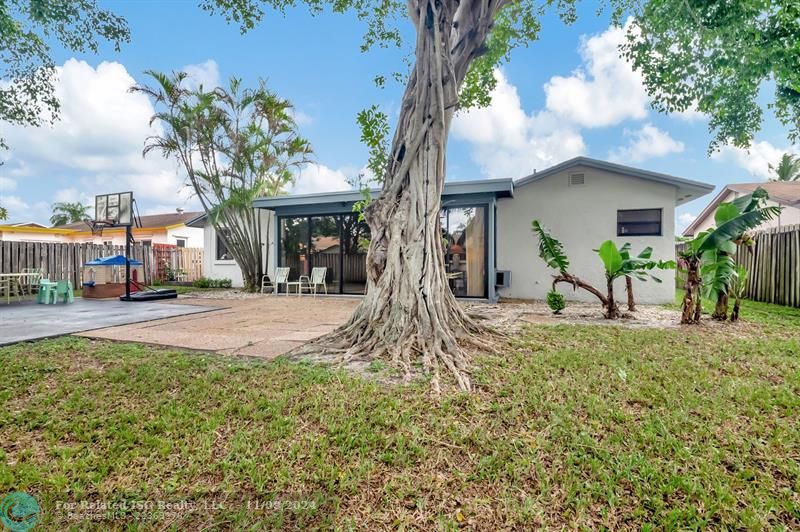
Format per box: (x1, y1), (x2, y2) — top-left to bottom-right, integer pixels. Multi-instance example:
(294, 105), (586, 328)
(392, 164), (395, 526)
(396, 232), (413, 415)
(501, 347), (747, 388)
(95, 192), (133, 226)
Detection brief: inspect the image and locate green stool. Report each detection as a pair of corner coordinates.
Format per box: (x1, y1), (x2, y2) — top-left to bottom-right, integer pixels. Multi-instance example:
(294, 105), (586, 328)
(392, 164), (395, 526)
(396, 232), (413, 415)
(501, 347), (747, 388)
(54, 280), (74, 304)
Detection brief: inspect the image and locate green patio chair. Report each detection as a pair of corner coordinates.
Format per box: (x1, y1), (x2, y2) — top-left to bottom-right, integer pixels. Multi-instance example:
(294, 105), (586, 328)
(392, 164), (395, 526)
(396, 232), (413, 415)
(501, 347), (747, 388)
(54, 280), (75, 304)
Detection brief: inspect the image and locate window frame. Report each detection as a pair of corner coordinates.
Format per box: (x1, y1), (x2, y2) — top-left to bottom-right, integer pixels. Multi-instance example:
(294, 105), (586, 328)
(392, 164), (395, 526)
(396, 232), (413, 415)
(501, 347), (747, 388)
(616, 208), (663, 237)
(215, 229), (234, 261)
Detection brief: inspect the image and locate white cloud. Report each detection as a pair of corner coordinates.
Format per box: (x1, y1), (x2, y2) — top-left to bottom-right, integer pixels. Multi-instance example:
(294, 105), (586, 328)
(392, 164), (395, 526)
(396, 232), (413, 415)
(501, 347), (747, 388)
(452, 70), (585, 178)
(0, 59), (193, 217)
(677, 212), (698, 232)
(544, 22), (649, 128)
(289, 108), (313, 127)
(0, 195), (49, 223)
(0, 176), (16, 191)
(609, 124), (685, 163)
(180, 59), (220, 91)
(291, 164), (352, 195)
(711, 140), (798, 180)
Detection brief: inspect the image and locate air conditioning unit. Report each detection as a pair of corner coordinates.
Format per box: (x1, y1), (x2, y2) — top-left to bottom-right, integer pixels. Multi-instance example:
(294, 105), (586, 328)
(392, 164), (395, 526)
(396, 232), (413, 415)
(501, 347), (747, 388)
(495, 270), (511, 288)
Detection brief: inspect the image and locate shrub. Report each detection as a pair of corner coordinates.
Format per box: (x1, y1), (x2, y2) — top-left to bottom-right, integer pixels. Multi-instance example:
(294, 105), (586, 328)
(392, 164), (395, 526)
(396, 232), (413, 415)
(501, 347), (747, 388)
(546, 289), (566, 314)
(192, 277), (233, 289)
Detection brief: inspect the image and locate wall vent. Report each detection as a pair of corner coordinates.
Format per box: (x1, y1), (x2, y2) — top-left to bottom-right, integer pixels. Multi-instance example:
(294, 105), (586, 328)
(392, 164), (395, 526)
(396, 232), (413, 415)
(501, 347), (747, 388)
(569, 173), (585, 186)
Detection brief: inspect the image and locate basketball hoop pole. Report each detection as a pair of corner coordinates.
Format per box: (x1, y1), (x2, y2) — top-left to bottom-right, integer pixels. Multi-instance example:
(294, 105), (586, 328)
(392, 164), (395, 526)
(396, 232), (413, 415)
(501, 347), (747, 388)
(124, 224), (131, 301)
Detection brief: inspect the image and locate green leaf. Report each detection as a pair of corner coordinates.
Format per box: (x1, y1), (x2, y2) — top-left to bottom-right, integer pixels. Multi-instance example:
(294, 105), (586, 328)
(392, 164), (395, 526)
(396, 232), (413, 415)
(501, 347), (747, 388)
(714, 202), (741, 225)
(597, 240), (623, 275)
(531, 220), (570, 274)
(700, 207), (782, 252)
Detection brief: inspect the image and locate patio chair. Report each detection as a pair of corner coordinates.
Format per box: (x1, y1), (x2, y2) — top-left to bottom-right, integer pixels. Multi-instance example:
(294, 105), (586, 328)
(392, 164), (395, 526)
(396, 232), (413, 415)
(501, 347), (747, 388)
(0, 278), (20, 305)
(50, 280), (74, 304)
(298, 267), (328, 297)
(21, 268), (42, 295)
(261, 267), (290, 295)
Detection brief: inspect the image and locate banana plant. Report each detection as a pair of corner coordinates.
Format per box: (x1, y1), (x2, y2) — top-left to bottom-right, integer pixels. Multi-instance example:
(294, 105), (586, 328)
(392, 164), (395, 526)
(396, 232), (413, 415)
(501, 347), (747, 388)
(618, 243), (676, 312)
(678, 188), (781, 324)
(532, 221), (673, 319)
(729, 265), (749, 322)
(532, 220), (608, 312)
(596, 241), (675, 319)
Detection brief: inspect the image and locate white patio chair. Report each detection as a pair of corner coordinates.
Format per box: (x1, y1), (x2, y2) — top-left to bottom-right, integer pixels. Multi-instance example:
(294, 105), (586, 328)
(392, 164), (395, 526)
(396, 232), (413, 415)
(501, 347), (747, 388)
(299, 267), (328, 297)
(261, 267), (290, 295)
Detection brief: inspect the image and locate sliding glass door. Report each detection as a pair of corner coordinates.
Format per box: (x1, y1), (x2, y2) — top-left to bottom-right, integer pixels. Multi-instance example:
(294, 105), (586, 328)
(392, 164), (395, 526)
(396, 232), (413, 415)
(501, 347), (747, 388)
(442, 206), (487, 298)
(278, 206), (486, 298)
(341, 214), (370, 294)
(310, 216), (341, 293)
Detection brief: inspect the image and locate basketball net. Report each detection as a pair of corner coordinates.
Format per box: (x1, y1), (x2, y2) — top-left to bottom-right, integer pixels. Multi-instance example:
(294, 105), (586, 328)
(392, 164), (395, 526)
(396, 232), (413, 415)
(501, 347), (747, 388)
(87, 220), (114, 237)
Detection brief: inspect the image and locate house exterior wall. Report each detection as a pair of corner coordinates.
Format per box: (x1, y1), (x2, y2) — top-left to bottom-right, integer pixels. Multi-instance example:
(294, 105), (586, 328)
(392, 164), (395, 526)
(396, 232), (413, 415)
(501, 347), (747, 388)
(496, 165), (677, 304)
(691, 190), (800, 234)
(0, 230), (71, 242)
(202, 211), (276, 287)
(166, 226), (204, 247)
(0, 224), (203, 246)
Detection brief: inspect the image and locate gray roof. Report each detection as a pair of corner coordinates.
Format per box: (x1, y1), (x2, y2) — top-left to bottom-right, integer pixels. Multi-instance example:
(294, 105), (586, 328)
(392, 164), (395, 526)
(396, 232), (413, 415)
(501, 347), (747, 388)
(516, 156), (714, 206)
(186, 178), (514, 226)
(251, 178), (514, 210)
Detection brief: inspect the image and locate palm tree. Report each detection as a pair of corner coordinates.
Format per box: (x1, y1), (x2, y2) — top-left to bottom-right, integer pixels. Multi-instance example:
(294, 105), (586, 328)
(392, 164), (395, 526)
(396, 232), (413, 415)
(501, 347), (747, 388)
(50, 202), (90, 226)
(768, 153), (800, 181)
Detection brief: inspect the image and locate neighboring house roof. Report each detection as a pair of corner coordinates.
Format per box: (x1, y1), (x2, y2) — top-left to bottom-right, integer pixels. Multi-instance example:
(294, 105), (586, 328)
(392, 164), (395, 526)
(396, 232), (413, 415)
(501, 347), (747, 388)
(516, 156), (714, 206)
(682, 182), (800, 236)
(5, 222), (50, 228)
(57, 211), (203, 231)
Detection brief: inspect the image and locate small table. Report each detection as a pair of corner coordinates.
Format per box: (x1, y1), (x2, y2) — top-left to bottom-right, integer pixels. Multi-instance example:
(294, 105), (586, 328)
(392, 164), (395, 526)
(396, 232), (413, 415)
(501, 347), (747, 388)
(37, 281), (58, 304)
(285, 276), (310, 296)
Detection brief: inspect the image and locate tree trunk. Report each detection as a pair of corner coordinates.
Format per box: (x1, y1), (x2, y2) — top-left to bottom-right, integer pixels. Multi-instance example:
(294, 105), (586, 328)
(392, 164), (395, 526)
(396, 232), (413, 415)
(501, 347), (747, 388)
(605, 275), (620, 319)
(730, 297), (741, 322)
(625, 275), (636, 312)
(289, 0), (498, 392)
(552, 273), (608, 308)
(712, 292), (728, 321)
(681, 256), (702, 324)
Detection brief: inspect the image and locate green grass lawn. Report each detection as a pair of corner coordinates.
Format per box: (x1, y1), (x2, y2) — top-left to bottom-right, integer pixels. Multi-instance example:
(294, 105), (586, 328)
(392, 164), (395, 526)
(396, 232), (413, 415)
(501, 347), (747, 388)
(1, 301), (799, 529)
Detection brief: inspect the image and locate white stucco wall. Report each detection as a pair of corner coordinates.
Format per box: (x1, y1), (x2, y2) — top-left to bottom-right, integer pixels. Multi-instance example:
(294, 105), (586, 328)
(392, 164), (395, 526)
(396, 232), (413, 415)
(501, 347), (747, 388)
(0, 230), (70, 242)
(691, 190), (800, 235)
(202, 211), (276, 287)
(166, 226), (204, 248)
(496, 165), (677, 304)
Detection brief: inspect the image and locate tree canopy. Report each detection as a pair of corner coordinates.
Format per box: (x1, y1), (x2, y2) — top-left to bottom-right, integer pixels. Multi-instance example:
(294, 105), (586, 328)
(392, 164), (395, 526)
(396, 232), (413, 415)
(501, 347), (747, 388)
(623, 0), (800, 151)
(50, 201), (90, 226)
(0, 0), (130, 151)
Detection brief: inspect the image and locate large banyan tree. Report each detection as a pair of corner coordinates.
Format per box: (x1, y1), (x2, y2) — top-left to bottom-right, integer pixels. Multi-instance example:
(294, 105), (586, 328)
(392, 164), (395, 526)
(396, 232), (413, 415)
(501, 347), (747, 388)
(194, 0), (800, 391)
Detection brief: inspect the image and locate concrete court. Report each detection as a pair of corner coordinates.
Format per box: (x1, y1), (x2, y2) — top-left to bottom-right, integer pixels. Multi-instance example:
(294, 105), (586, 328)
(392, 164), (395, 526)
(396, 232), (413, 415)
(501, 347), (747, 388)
(0, 298), (218, 346)
(74, 295), (360, 358)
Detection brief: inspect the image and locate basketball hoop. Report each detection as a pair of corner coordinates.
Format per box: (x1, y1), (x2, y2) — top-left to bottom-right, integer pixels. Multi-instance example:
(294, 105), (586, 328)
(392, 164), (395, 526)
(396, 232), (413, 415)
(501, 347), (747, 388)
(87, 219), (114, 237)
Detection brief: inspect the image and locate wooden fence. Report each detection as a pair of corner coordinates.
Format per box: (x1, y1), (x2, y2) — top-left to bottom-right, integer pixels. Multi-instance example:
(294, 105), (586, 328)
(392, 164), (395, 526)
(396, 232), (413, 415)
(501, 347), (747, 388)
(676, 224), (800, 308)
(283, 252), (367, 282)
(735, 225), (800, 307)
(0, 241), (204, 286)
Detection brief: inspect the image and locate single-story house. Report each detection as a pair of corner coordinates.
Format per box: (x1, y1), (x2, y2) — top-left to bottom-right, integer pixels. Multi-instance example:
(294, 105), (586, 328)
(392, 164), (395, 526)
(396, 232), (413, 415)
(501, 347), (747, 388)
(682, 181), (800, 237)
(189, 157), (714, 303)
(0, 210), (204, 247)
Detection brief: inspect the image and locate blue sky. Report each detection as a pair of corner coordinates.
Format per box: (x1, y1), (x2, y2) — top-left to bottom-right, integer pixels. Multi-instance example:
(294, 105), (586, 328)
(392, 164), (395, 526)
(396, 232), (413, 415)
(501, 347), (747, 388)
(0, 1), (795, 231)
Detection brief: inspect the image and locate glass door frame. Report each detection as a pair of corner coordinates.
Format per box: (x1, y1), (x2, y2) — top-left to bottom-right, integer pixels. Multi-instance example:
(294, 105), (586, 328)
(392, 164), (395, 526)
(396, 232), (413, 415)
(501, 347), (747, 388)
(277, 204), (490, 299)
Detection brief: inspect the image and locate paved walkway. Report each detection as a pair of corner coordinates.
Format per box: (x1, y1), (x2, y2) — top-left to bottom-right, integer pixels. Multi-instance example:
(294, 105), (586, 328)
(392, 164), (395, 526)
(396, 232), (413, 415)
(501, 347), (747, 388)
(0, 298), (217, 346)
(76, 295), (360, 359)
